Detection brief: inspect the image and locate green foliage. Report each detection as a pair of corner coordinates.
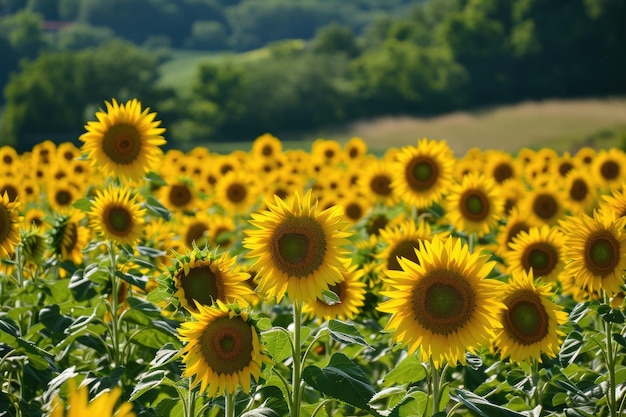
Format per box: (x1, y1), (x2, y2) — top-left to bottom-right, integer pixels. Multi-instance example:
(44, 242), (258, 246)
(56, 23), (115, 51)
(310, 23), (360, 58)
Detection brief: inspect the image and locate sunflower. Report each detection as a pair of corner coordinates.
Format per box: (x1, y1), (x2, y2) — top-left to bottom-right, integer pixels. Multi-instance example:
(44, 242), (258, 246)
(377, 218), (442, 273)
(494, 207), (537, 257)
(483, 150), (519, 185)
(49, 209), (90, 266)
(46, 180), (84, 213)
(158, 177), (196, 213)
(302, 264), (367, 321)
(562, 168), (598, 215)
(445, 173), (504, 237)
(89, 186), (145, 246)
(504, 225), (565, 285)
(358, 160), (398, 206)
(560, 210), (626, 296)
(180, 211), (213, 250)
(0, 175), (20, 202)
(243, 190), (352, 303)
(519, 183), (567, 226)
(0, 146), (19, 175)
(169, 247), (254, 312)
(599, 188), (626, 219)
(207, 214), (238, 251)
(343, 137), (368, 162)
(492, 269), (567, 363)
(311, 138), (344, 166)
(0, 192), (21, 258)
(251, 133), (283, 159)
(79, 98), (166, 180)
(214, 170), (260, 215)
(391, 138), (455, 209)
(178, 300), (271, 397)
(48, 378), (135, 417)
(378, 236), (505, 367)
(592, 148), (626, 191)
(338, 191), (371, 226)
(574, 146), (596, 167)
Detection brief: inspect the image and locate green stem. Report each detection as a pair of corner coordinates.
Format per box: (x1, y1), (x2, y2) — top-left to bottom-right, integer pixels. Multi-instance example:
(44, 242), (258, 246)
(468, 233), (476, 254)
(430, 356), (440, 416)
(603, 292), (617, 417)
(530, 358), (540, 407)
(292, 302), (303, 417)
(188, 377), (196, 417)
(107, 240), (121, 366)
(225, 391), (236, 417)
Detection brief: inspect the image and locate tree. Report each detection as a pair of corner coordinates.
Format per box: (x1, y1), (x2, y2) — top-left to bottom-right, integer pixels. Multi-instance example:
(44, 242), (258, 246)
(0, 10), (48, 59)
(311, 23), (359, 57)
(56, 23), (114, 50)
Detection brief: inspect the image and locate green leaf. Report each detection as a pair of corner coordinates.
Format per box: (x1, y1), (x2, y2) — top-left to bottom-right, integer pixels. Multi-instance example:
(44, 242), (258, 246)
(130, 328), (176, 350)
(262, 328), (292, 363)
(144, 195), (171, 221)
(453, 389), (527, 417)
(321, 289), (340, 305)
(115, 269), (147, 291)
(302, 352), (377, 414)
(382, 354), (426, 386)
(613, 333), (626, 348)
(0, 330), (53, 371)
(39, 305), (73, 334)
(569, 302), (590, 323)
(327, 319), (372, 349)
(560, 330), (584, 367)
(68, 268), (97, 301)
(127, 297), (161, 317)
(388, 390), (428, 417)
(144, 171), (168, 187)
(601, 308), (625, 324)
(71, 197), (92, 212)
(130, 370), (180, 401)
(136, 245), (167, 258)
(241, 408), (281, 417)
(0, 315), (20, 337)
(150, 343), (181, 368)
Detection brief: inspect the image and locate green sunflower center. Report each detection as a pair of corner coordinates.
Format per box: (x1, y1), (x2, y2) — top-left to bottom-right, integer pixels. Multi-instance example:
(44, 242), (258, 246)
(388, 240), (420, 271)
(406, 157), (438, 191)
(370, 175), (392, 196)
(585, 231), (620, 276)
(271, 216), (327, 278)
(179, 262), (224, 309)
(600, 160), (619, 180)
(532, 193), (558, 220)
(504, 291), (548, 345)
(200, 316), (254, 374)
(102, 123), (142, 165)
(522, 244), (557, 277)
(461, 190), (490, 221)
(169, 184), (192, 207)
(106, 206), (133, 235)
(412, 269), (476, 335)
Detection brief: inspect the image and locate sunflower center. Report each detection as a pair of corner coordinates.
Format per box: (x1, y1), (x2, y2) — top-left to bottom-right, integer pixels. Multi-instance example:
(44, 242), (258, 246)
(261, 145), (273, 156)
(367, 215), (388, 236)
(0, 206), (11, 243)
(532, 194), (558, 220)
(328, 282), (344, 300)
(600, 160), (619, 180)
(178, 263), (224, 308)
(370, 175), (392, 196)
(200, 316), (253, 374)
(388, 240), (420, 271)
(461, 191), (489, 221)
(186, 223), (208, 247)
(169, 184), (192, 207)
(1, 185), (18, 202)
(227, 183), (247, 203)
(585, 232), (620, 276)
(62, 222), (78, 253)
(504, 292), (548, 345)
(522, 244), (557, 277)
(271, 216), (327, 278)
(214, 226), (232, 247)
(55, 190), (72, 206)
(493, 163), (513, 183)
(505, 222), (530, 247)
(106, 206), (133, 235)
(102, 124), (142, 165)
(406, 157), (438, 191)
(412, 270), (475, 335)
(345, 202), (363, 221)
(348, 147), (359, 159)
(569, 179), (588, 201)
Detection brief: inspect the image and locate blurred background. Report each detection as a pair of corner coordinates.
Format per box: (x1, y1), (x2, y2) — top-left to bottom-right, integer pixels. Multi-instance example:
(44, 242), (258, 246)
(0, 0), (624, 155)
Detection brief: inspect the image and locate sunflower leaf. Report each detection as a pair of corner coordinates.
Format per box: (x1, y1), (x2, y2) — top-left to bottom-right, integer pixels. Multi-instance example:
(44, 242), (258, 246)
(452, 388), (527, 417)
(71, 197), (92, 212)
(559, 330), (584, 367)
(262, 328), (292, 363)
(328, 319), (372, 349)
(241, 407), (281, 417)
(145, 171), (168, 187)
(144, 195), (171, 221)
(302, 352), (378, 415)
(322, 289), (340, 305)
(382, 354), (427, 386)
(388, 390), (428, 417)
(115, 269), (148, 291)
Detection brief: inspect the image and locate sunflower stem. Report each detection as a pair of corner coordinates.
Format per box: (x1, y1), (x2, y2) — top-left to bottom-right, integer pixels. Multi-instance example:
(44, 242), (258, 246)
(292, 301), (304, 417)
(603, 292), (618, 417)
(107, 240), (121, 367)
(225, 391), (236, 417)
(187, 378), (195, 417)
(430, 356), (440, 416)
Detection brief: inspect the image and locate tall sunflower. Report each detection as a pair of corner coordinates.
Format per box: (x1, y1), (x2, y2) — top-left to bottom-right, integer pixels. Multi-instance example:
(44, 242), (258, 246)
(214, 170), (260, 215)
(48, 378), (135, 417)
(378, 235), (505, 367)
(519, 183), (566, 227)
(504, 225), (565, 285)
(560, 210), (626, 296)
(169, 246), (254, 312)
(89, 186), (145, 246)
(492, 270), (567, 363)
(178, 300), (271, 397)
(79, 98), (166, 180)
(358, 160), (397, 207)
(0, 191), (20, 258)
(243, 190), (352, 303)
(494, 207), (537, 258)
(444, 173), (504, 237)
(391, 139), (455, 209)
(302, 264), (367, 321)
(562, 168), (598, 215)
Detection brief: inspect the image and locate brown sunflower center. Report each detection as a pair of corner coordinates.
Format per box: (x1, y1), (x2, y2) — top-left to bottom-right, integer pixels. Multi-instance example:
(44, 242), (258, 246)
(324, 149), (335, 159)
(584, 231), (620, 276)
(387, 240), (420, 271)
(186, 222), (208, 247)
(493, 163), (513, 183)
(214, 226), (232, 247)
(569, 179), (588, 201)
(62, 222), (78, 253)
(226, 183), (247, 203)
(169, 184), (192, 207)
(412, 269), (476, 335)
(328, 281), (344, 300)
(106, 206), (133, 235)
(0, 206), (11, 243)
(505, 222), (530, 248)
(532, 193), (558, 220)
(348, 147), (359, 159)
(102, 124), (142, 165)
(261, 144), (273, 156)
(366, 215), (388, 236)
(55, 190), (73, 206)
(370, 175), (392, 196)
(522, 244), (557, 277)
(178, 263), (224, 308)
(461, 190), (490, 221)
(345, 202), (363, 221)
(503, 291), (548, 345)
(406, 157), (438, 191)
(271, 216), (327, 278)
(200, 316), (253, 374)
(1, 185), (18, 202)
(600, 160), (619, 180)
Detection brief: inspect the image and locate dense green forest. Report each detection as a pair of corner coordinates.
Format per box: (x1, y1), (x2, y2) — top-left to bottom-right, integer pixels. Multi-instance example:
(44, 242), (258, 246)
(0, 0), (624, 151)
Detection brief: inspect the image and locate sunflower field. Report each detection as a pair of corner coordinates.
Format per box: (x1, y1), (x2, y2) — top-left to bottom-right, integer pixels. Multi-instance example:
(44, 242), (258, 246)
(2, 98), (626, 417)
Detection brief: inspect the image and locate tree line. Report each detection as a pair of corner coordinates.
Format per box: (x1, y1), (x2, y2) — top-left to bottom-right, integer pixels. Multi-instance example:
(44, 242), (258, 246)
(1, 0), (625, 151)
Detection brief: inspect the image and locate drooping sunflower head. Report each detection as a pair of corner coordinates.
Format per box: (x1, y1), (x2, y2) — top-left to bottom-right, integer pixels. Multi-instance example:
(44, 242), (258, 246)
(492, 269), (567, 363)
(243, 190), (352, 303)
(391, 138), (455, 209)
(444, 173), (504, 237)
(21, 226), (48, 266)
(168, 246), (254, 313)
(89, 185), (145, 246)
(79, 98), (166, 181)
(561, 210), (626, 296)
(49, 208), (91, 266)
(0, 191), (21, 258)
(178, 300), (271, 397)
(378, 235), (505, 367)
